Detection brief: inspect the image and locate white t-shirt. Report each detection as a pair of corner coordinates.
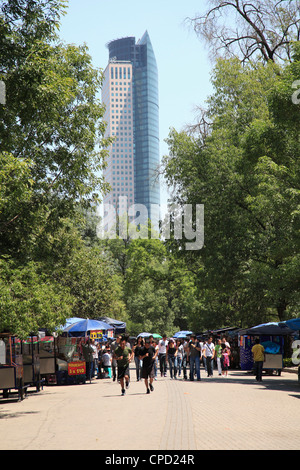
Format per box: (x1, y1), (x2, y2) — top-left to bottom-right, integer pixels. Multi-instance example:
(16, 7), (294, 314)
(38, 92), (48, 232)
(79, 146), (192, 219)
(204, 342), (215, 357)
(158, 339), (168, 354)
(102, 352), (111, 367)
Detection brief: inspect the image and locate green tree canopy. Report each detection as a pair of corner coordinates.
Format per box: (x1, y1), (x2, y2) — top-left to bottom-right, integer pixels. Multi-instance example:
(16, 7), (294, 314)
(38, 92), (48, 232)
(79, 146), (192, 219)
(163, 46), (300, 328)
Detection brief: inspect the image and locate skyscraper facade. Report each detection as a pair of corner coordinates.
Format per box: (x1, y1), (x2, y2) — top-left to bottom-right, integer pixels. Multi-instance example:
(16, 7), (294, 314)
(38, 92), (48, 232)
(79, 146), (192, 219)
(102, 31), (160, 232)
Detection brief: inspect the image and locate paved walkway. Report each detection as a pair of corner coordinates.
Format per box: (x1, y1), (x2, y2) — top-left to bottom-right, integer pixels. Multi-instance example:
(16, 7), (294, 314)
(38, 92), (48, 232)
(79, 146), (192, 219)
(0, 368), (299, 450)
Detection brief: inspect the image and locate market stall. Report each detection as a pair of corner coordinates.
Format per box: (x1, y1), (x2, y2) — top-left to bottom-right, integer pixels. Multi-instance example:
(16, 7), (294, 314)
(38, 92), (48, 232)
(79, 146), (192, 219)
(55, 336), (87, 385)
(238, 322), (295, 376)
(96, 316), (126, 335)
(55, 318), (115, 385)
(0, 333), (25, 400)
(279, 318), (300, 383)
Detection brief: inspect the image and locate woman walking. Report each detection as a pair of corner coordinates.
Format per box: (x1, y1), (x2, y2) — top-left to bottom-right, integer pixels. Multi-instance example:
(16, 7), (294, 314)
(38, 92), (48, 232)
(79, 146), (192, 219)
(133, 336), (144, 381)
(166, 338), (178, 379)
(221, 343), (230, 377)
(176, 340), (184, 378)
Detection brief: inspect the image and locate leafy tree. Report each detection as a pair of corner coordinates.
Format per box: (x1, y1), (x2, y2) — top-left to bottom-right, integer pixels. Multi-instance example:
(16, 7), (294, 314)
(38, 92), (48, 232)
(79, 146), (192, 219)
(0, 1), (115, 336)
(101, 224), (201, 336)
(0, 257), (73, 338)
(0, 0), (112, 260)
(163, 47), (300, 327)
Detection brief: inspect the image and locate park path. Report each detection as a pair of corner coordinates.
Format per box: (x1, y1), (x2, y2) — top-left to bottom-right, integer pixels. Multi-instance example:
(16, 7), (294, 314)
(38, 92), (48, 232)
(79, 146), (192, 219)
(0, 368), (299, 450)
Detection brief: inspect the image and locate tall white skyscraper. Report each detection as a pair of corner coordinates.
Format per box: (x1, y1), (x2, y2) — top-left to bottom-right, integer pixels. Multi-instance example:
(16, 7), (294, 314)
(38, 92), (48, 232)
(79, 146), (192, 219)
(101, 32), (160, 234)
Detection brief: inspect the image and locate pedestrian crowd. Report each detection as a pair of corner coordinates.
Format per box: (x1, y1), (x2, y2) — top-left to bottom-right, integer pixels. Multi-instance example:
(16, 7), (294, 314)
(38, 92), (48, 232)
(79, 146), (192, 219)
(85, 333), (236, 396)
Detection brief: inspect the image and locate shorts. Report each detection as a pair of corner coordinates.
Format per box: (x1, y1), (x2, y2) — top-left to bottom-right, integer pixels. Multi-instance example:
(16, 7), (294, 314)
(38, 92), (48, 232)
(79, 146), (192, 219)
(117, 364), (130, 380)
(141, 363), (155, 379)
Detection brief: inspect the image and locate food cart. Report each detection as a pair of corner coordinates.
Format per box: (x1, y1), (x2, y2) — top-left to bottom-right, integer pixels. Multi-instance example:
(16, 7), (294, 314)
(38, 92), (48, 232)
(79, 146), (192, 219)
(55, 318), (114, 385)
(55, 335), (87, 385)
(21, 335), (44, 392)
(39, 335), (56, 384)
(0, 333), (25, 400)
(238, 322), (295, 376)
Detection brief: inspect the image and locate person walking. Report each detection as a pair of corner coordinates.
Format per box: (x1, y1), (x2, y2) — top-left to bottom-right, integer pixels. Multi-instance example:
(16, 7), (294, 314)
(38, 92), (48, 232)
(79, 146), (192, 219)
(113, 337), (133, 396)
(203, 336), (215, 377)
(81, 338), (94, 382)
(188, 335), (202, 381)
(182, 340), (189, 380)
(176, 340), (184, 378)
(133, 336), (144, 381)
(158, 334), (168, 377)
(166, 338), (178, 379)
(110, 335), (122, 382)
(153, 339), (159, 380)
(215, 339), (223, 376)
(102, 345), (112, 378)
(201, 341), (207, 373)
(221, 343), (230, 377)
(251, 338), (265, 382)
(90, 339), (98, 378)
(139, 338), (158, 394)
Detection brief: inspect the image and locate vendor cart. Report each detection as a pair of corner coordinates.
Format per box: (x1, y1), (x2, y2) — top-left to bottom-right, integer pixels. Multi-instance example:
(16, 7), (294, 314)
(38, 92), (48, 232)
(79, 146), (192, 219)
(238, 322), (295, 376)
(21, 335), (42, 392)
(55, 336), (87, 385)
(0, 333), (26, 401)
(39, 336), (56, 384)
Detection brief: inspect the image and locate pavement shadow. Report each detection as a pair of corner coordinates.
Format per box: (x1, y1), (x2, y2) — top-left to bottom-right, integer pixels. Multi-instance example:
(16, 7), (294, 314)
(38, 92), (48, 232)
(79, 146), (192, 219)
(206, 371), (300, 395)
(0, 410), (39, 419)
(102, 392), (147, 398)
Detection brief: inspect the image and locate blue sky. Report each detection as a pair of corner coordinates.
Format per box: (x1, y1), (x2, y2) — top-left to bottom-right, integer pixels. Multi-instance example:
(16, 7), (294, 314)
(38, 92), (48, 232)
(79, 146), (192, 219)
(58, 0), (214, 204)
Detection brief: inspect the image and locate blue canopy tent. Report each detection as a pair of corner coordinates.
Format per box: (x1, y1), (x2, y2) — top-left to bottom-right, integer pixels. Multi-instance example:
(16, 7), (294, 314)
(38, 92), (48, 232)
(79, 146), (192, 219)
(96, 317), (126, 334)
(173, 330), (193, 338)
(61, 317), (85, 329)
(239, 322), (295, 336)
(279, 318), (300, 331)
(62, 319), (114, 338)
(137, 332), (153, 338)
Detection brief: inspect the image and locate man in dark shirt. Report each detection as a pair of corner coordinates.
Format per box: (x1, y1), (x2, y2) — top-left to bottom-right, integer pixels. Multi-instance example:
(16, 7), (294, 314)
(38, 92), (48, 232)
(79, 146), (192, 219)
(139, 339), (158, 394)
(188, 334), (202, 381)
(114, 338), (133, 396)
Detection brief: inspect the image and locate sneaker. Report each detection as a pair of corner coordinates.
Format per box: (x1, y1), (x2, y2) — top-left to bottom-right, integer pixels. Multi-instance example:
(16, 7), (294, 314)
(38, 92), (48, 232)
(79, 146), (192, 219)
(146, 388), (150, 394)
(121, 389), (125, 396)
(150, 383), (154, 392)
